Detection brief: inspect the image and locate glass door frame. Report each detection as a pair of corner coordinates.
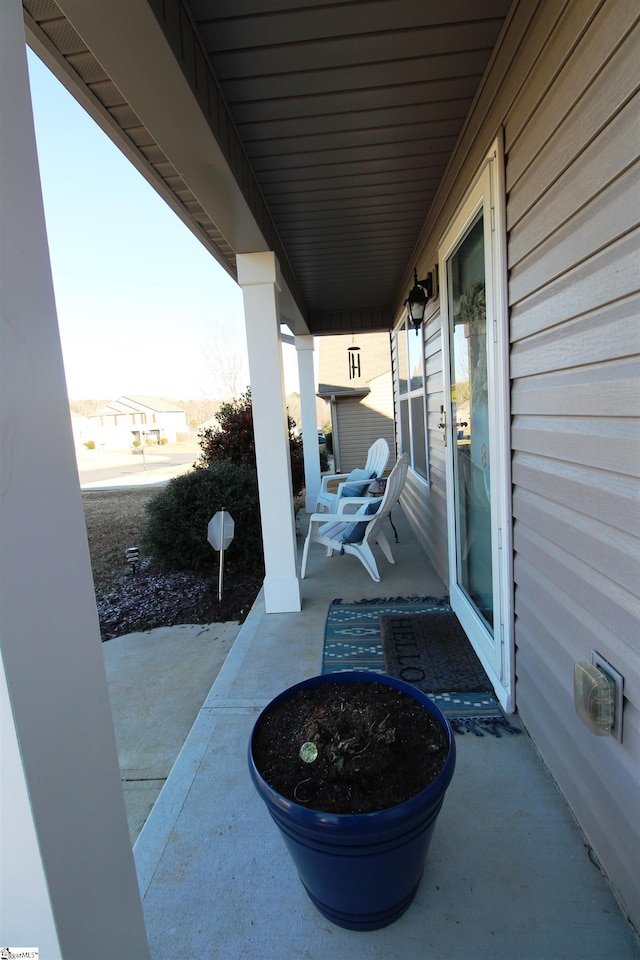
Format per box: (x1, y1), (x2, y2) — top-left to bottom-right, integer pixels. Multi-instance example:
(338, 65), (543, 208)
(438, 137), (514, 712)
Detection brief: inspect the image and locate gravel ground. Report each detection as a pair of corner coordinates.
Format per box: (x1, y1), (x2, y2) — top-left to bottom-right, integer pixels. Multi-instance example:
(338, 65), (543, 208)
(83, 487), (262, 641)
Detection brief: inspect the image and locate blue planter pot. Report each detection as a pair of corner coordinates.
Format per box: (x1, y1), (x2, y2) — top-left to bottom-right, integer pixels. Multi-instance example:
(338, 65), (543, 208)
(248, 671), (456, 930)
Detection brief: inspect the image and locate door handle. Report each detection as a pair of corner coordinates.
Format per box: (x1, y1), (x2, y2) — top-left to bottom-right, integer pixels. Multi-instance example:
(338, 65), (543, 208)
(439, 405), (447, 446)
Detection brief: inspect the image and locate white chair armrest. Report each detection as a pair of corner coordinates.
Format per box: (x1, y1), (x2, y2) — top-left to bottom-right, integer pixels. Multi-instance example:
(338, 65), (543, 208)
(335, 497), (372, 514)
(307, 511), (333, 524)
(319, 472), (350, 495)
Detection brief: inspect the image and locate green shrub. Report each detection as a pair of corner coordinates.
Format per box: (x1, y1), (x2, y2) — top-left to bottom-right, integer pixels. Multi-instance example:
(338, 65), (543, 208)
(198, 389), (305, 496)
(141, 463), (264, 574)
(289, 441), (305, 495)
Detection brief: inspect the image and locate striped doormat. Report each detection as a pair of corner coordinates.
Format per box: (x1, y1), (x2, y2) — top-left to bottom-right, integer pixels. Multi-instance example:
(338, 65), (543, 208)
(323, 597), (521, 737)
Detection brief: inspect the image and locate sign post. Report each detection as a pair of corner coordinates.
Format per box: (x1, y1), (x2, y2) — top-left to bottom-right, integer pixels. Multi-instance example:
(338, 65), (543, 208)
(207, 509), (235, 602)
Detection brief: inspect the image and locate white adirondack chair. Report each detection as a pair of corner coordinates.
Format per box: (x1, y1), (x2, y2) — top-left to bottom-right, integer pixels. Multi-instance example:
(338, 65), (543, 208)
(301, 454), (409, 582)
(315, 437), (390, 513)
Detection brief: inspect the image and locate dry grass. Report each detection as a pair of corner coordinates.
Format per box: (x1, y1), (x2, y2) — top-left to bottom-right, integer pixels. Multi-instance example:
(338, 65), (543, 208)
(82, 487), (158, 594)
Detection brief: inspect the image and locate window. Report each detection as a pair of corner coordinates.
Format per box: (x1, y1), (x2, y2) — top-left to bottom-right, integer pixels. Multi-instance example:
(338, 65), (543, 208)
(394, 320), (428, 481)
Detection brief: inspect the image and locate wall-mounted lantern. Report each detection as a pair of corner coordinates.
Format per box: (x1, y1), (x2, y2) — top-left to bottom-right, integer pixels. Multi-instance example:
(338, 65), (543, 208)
(405, 267), (433, 334)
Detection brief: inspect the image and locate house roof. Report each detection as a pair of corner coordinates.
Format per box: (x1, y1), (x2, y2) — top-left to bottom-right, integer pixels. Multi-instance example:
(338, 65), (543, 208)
(23, 0), (514, 335)
(91, 395), (186, 417)
(317, 385), (370, 400)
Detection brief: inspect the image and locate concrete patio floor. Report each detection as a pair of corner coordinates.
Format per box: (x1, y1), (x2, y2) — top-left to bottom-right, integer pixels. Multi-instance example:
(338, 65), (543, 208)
(130, 507), (640, 960)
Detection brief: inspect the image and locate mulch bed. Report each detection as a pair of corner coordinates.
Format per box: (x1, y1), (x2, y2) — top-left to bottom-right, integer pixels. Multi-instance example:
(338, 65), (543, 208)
(97, 559), (263, 641)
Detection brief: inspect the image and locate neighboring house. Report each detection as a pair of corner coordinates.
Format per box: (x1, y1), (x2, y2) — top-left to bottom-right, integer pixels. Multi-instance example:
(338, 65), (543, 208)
(3, 2), (638, 954)
(318, 333), (396, 474)
(69, 413), (92, 446)
(89, 395), (188, 446)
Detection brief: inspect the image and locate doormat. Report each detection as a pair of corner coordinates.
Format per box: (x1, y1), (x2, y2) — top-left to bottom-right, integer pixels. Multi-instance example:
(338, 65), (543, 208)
(323, 597), (449, 673)
(323, 598), (520, 737)
(380, 610), (492, 693)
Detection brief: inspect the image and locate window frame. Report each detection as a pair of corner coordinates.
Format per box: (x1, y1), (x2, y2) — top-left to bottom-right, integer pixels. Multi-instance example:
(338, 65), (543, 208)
(394, 317), (429, 484)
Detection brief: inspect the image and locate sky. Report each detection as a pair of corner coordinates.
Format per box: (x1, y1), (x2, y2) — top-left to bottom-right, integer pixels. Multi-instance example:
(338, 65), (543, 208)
(26, 49), (298, 401)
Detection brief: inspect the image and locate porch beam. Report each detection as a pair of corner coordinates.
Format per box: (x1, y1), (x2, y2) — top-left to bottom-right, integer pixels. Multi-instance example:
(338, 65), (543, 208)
(237, 253), (302, 613)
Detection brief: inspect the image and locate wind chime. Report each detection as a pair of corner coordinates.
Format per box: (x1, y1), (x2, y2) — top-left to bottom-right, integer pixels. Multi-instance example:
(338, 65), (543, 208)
(347, 342), (361, 380)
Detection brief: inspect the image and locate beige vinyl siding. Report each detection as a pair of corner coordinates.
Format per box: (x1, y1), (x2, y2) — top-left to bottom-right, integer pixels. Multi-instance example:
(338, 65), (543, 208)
(333, 382), (396, 475)
(395, 306), (450, 584)
(507, 1), (640, 927)
(320, 332), (396, 473)
(393, 0), (639, 926)
(334, 400), (370, 473)
(319, 332), (394, 391)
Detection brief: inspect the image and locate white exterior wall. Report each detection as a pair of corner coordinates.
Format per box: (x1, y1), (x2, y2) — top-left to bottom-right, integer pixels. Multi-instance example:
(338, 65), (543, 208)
(89, 407), (188, 446)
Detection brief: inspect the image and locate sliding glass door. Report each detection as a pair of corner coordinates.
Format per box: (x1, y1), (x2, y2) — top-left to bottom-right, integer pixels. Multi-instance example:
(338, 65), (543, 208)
(439, 145), (512, 706)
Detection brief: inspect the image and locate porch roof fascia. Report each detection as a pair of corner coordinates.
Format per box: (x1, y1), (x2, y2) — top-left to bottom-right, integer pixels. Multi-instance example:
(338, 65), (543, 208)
(317, 386), (370, 400)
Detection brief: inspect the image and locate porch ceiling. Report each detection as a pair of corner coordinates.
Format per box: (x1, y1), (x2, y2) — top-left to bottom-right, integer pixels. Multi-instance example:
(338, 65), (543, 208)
(23, 0), (513, 335)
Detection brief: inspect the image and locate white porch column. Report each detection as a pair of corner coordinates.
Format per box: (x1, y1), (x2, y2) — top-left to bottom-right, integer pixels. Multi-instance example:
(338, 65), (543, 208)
(295, 335), (321, 511)
(0, 4), (149, 956)
(237, 252), (302, 613)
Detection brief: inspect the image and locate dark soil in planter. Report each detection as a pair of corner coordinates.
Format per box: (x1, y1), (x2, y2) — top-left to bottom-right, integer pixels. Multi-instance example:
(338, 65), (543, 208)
(252, 681), (448, 814)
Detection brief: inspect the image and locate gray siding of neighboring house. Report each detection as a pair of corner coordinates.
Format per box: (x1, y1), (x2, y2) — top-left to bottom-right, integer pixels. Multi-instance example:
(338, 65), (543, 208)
(320, 332), (396, 473)
(395, 0), (639, 927)
(333, 374), (396, 474)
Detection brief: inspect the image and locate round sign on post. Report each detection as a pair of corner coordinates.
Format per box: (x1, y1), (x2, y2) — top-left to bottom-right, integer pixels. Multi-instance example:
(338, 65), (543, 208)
(208, 510), (235, 602)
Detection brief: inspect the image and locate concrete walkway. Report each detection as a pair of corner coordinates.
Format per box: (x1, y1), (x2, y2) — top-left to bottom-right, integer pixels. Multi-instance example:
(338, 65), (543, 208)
(121, 508), (639, 960)
(103, 622), (240, 842)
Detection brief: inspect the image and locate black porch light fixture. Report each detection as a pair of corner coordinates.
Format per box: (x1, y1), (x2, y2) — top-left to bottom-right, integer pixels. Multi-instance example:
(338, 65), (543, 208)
(405, 267), (433, 334)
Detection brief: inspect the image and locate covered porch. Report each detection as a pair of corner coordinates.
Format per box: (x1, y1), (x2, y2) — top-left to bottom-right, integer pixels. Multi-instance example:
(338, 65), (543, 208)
(3, 0), (639, 954)
(131, 507), (638, 958)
